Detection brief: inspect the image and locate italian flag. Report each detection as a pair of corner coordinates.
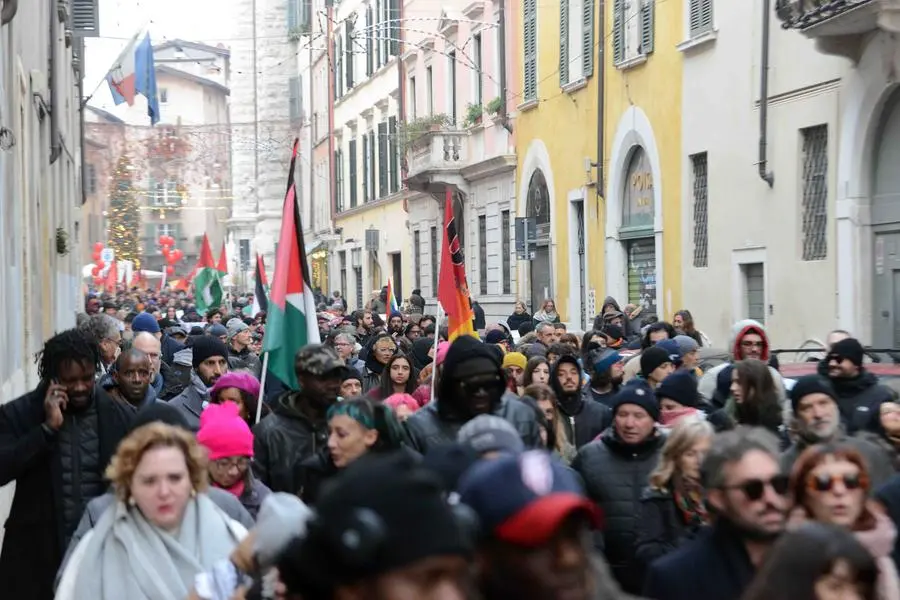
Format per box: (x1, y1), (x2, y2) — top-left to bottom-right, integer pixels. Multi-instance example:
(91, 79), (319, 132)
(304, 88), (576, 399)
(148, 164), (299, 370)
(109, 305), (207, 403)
(262, 139), (320, 390)
(194, 233), (224, 313)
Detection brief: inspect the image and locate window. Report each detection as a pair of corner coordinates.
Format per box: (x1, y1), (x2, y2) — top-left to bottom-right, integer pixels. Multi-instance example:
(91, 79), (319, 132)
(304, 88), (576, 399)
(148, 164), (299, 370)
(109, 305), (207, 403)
(287, 0), (299, 29)
(348, 138), (358, 208)
(362, 134), (370, 202)
(801, 125), (828, 261)
(473, 33), (483, 105)
(368, 130), (377, 201)
(689, 0), (713, 37)
(160, 88), (169, 103)
(426, 66), (434, 115)
(157, 223), (176, 239)
(448, 51), (458, 124)
(339, 251), (347, 300)
(523, 0), (537, 101)
(479, 215), (487, 295)
(345, 20), (355, 89)
(288, 76), (302, 122)
(501, 210), (511, 294)
(409, 76), (417, 119)
(389, 0), (400, 56)
(378, 122), (388, 198)
(690, 152), (709, 268)
(299, 0), (312, 32)
(559, 0), (595, 85)
(742, 263), (765, 323)
(366, 6), (374, 76)
(334, 148), (344, 212)
(613, 0), (654, 66)
(430, 226), (439, 294)
(388, 116), (399, 194)
(85, 164), (97, 194)
(413, 230), (421, 289)
(239, 240), (251, 271)
(335, 35), (344, 98)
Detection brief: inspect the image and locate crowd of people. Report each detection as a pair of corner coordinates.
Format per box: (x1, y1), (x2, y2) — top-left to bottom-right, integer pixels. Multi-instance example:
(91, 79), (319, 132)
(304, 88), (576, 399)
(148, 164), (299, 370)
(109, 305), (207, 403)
(1, 285), (900, 599)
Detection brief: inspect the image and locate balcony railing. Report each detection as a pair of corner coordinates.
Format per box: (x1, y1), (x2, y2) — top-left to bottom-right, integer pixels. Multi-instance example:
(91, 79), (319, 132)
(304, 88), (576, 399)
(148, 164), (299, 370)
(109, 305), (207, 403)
(406, 130), (468, 181)
(776, 0), (877, 32)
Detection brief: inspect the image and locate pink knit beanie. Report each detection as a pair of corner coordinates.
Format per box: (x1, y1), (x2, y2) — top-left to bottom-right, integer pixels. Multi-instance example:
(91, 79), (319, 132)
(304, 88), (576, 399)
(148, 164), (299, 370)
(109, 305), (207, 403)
(384, 393), (420, 413)
(197, 401), (254, 461)
(435, 341), (451, 366)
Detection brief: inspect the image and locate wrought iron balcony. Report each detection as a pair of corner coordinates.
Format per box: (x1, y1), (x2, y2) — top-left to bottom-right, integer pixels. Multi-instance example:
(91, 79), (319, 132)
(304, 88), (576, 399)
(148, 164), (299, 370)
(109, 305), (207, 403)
(776, 0), (900, 35)
(405, 129), (469, 193)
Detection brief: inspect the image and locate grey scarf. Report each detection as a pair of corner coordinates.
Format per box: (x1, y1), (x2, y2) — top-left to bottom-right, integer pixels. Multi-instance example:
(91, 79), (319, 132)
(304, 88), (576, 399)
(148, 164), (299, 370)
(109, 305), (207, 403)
(73, 494), (242, 600)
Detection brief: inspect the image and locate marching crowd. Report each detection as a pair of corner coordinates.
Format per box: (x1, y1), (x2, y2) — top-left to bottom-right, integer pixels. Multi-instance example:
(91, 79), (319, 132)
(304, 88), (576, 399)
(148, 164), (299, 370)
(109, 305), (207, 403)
(2, 285), (900, 599)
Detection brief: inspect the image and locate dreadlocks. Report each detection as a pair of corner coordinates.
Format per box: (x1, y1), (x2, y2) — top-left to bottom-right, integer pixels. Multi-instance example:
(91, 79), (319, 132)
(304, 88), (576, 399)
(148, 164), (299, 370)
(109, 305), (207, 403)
(36, 328), (100, 382)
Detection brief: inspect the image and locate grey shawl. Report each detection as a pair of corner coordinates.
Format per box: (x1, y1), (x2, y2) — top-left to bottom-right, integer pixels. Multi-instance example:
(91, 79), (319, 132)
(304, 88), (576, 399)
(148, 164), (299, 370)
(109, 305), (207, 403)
(72, 494), (242, 600)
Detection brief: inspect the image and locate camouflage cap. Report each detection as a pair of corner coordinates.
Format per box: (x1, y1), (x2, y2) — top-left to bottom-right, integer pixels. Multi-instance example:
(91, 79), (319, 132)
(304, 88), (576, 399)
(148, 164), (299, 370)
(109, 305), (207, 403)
(295, 344), (348, 376)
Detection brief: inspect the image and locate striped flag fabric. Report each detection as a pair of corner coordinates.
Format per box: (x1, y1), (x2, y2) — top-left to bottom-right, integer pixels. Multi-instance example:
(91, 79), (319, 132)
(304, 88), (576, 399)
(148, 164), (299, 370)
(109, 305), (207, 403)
(252, 254), (269, 317)
(261, 139), (321, 389)
(438, 188), (477, 341)
(384, 276), (400, 323)
(193, 234), (224, 313)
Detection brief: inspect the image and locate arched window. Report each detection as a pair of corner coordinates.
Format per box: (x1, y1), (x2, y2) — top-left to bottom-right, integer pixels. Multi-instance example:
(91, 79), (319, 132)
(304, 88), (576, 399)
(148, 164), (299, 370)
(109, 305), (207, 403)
(527, 169), (550, 241)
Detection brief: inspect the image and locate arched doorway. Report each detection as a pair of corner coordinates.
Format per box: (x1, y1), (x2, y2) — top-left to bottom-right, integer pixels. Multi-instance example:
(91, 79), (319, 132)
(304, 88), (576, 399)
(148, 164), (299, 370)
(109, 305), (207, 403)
(527, 169), (551, 312)
(620, 146), (657, 316)
(871, 90), (900, 347)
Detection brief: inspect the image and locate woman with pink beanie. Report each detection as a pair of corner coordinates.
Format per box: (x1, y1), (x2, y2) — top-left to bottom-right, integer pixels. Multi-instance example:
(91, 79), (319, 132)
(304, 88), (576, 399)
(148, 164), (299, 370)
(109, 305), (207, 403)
(208, 371), (269, 426)
(197, 402), (271, 519)
(384, 393), (421, 422)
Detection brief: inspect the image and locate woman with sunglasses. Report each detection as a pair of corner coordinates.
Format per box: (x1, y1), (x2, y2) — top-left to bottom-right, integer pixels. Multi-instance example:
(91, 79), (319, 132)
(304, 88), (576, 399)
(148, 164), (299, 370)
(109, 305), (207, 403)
(789, 443), (900, 600)
(361, 333), (397, 392)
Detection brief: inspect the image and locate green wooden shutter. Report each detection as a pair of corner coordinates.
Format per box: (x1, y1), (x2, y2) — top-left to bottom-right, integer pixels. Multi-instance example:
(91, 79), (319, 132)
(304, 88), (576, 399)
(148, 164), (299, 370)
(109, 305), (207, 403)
(689, 0), (713, 36)
(559, 0), (569, 86)
(345, 20), (354, 89)
(368, 130), (376, 200)
(612, 0), (624, 64)
(523, 0), (537, 100)
(287, 0), (298, 30)
(366, 7), (374, 76)
(362, 134), (369, 202)
(377, 122), (388, 198)
(349, 138), (358, 208)
(583, 0), (595, 78)
(640, 0), (655, 55)
(388, 117), (399, 193)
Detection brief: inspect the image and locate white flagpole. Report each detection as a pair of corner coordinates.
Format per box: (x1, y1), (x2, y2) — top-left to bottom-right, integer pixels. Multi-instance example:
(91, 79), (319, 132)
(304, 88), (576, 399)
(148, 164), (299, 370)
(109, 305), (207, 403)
(255, 352), (269, 424)
(429, 302), (445, 406)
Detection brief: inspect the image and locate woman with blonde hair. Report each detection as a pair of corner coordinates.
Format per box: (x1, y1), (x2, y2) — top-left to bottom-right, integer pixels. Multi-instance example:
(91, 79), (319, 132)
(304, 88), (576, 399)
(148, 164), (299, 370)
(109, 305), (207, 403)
(635, 417), (714, 569)
(56, 423), (246, 600)
(523, 383), (577, 464)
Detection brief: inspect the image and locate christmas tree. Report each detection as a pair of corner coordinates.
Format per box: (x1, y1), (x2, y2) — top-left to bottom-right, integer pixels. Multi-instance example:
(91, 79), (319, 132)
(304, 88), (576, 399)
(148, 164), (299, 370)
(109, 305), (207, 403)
(107, 154), (142, 268)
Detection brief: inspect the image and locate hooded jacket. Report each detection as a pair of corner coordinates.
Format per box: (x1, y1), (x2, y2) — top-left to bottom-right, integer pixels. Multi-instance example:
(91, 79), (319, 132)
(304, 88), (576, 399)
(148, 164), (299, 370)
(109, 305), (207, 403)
(160, 346), (193, 400)
(168, 371), (210, 432)
(815, 360), (894, 434)
(404, 336), (541, 453)
(698, 320), (786, 405)
(550, 355), (611, 449)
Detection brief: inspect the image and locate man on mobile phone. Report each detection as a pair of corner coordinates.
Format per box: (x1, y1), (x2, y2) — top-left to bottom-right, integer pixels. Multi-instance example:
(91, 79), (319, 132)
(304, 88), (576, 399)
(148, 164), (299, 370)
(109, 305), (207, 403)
(0, 328), (134, 600)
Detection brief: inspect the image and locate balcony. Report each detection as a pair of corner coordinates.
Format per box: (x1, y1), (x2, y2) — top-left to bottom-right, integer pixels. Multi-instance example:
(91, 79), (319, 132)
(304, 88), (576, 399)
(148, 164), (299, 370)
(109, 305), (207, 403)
(404, 128), (469, 194)
(776, 0), (900, 59)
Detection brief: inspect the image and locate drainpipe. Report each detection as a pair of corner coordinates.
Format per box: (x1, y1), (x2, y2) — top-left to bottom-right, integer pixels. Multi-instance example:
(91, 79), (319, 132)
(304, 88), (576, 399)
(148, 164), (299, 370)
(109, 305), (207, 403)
(252, 0), (260, 211)
(758, 0), (774, 186)
(1, 0), (19, 24)
(497, 0), (513, 134)
(397, 0), (407, 180)
(49, 0), (62, 164)
(77, 45), (86, 204)
(309, 39), (315, 229)
(594, 0), (605, 197)
(326, 1), (336, 221)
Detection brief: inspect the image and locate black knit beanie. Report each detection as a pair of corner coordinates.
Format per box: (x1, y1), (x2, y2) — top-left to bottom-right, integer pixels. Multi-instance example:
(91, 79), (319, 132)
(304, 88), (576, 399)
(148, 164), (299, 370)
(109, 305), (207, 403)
(191, 335), (229, 369)
(655, 370), (700, 409)
(613, 381), (660, 421)
(789, 375), (837, 413)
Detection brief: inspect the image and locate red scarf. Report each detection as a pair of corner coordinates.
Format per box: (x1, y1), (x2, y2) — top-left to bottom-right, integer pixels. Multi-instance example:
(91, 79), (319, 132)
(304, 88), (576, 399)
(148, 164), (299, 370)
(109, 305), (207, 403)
(214, 478), (246, 498)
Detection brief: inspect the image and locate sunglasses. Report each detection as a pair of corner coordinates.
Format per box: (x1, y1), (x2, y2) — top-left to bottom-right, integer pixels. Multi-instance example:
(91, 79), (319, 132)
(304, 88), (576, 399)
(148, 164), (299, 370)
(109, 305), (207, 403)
(721, 474), (790, 501)
(807, 472), (866, 493)
(458, 376), (505, 396)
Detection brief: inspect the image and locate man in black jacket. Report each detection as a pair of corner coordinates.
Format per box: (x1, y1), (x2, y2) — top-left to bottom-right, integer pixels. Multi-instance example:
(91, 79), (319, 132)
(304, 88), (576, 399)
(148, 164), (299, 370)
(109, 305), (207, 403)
(405, 335), (541, 453)
(252, 344), (348, 495)
(821, 337), (893, 433)
(550, 354), (610, 448)
(0, 329), (134, 600)
(643, 427), (791, 600)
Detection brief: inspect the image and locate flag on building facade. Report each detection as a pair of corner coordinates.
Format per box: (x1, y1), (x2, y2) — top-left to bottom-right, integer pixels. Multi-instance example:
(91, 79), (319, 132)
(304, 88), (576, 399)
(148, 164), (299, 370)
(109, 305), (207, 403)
(262, 139), (320, 390)
(193, 234), (223, 313)
(106, 31), (161, 125)
(438, 189), (476, 341)
(217, 241), (228, 274)
(384, 276), (399, 323)
(252, 254), (269, 317)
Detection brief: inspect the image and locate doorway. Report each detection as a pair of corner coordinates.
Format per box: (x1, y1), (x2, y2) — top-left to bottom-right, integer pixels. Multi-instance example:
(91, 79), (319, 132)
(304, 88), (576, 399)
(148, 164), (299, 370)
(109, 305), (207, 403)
(390, 252), (403, 304)
(527, 169), (552, 312)
(872, 89), (900, 347)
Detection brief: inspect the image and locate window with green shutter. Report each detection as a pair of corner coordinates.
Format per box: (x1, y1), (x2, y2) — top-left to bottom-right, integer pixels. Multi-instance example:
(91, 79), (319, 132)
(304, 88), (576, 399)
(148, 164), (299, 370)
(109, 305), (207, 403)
(287, 0), (299, 30)
(388, 117), (399, 194)
(559, 0), (569, 86)
(362, 134), (369, 202)
(377, 122), (388, 198)
(366, 7), (374, 76)
(689, 0), (713, 37)
(640, 0), (655, 55)
(583, 0), (594, 77)
(349, 138), (358, 208)
(612, 0), (624, 64)
(345, 20), (355, 90)
(523, 0), (537, 101)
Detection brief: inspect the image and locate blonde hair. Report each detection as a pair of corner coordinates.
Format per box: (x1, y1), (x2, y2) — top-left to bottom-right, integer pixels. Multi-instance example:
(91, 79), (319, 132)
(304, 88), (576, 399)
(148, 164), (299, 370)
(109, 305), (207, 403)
(648, 417), (714, 490)
(105, 422), (209, 502)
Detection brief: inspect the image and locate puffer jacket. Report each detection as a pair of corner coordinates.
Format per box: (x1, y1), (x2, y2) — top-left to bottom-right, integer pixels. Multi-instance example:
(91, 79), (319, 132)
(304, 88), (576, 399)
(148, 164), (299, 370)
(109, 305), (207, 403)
(160, 347), (193, 400)
(816, 360), (895, 434)
(551, 356), (611, 448)
(168, 371), (210, 432)
(573, 428), (665, 593)
(404, 393), (542, 454)
(251, 391), (329, 495)
(57, 400), (103, 548)
(227, 345), (263, 378)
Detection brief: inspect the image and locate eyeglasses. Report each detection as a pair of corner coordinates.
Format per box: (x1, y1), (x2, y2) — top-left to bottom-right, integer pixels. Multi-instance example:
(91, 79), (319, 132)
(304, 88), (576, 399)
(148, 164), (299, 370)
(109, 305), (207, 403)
(721, 474), (790, 501)
(807, 472), (866, 493)
(213, 457), (250, 471)
(740, 340), (764, 349)
(458, 376), (505, 396)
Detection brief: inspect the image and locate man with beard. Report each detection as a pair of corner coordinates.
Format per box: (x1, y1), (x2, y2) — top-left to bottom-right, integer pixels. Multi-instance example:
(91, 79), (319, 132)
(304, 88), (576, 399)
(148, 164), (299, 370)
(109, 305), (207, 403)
(551, 354), (611, 449)
(101, 348), (156, 411)
(0, 329), (134, 599)
(643, 427), (792, 600)
(169, 335), (229, 431)
(387, 311), (405, 337)
(820, 337), (894, 434)
(252, 345), (348, 494)
(460, 450), (636, 600)
(698, 319), (785, 404)
(583, 348), (624, 408)
(781, 375), (892, 486)
(404, 335), (541, 453)
(351, 310), (375, 350)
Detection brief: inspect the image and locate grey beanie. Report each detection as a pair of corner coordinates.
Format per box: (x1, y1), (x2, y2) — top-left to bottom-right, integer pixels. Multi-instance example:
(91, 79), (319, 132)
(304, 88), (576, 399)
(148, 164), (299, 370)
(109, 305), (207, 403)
(673, 335), (699, 356)
(226, 317), (250, 340)
(457, 414), (525, 456)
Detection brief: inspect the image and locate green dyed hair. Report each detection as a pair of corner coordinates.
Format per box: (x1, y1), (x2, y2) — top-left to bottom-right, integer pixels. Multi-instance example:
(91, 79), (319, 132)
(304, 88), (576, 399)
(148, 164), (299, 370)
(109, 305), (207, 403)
(326, 397), (407, 453)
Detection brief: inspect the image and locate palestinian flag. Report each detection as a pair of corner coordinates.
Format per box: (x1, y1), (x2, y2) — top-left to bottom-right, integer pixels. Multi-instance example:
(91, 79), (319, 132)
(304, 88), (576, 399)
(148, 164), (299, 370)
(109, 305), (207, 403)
(217, 241), (228, 274)
(252, 253), (269, 317)
(194, 233), (224, 313)
(262, 139), (320, 390)
(438, 188), (477, 341)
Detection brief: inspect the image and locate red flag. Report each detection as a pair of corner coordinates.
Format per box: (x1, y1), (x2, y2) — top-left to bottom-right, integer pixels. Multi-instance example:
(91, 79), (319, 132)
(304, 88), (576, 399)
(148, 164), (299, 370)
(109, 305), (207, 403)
(217, 241), (228, 274)
(105, 261), (119, 294)
(199, 234), (216, 269)
(438, 189), (476, 340)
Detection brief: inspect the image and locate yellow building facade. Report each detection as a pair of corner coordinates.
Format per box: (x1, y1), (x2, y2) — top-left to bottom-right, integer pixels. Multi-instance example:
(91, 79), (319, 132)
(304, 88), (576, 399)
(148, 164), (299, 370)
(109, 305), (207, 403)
(601, 0), (684, 320)
(514, 0), (603, 329)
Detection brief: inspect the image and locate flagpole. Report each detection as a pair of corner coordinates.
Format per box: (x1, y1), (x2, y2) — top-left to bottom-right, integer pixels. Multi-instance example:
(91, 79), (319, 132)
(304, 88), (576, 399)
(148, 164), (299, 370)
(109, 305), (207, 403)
(255, 352), (269, 424)
(429, 302), (444, 406)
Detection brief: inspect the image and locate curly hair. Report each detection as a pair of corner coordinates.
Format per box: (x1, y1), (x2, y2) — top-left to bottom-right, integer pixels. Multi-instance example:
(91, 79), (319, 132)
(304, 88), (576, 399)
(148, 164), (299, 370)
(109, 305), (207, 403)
(105, 422), (209, 502)
(36, 328), (100, 382)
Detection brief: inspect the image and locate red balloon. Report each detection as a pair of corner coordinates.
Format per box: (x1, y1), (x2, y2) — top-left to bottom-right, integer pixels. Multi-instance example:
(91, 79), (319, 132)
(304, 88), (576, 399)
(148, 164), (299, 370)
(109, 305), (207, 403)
(166, 265), (175, 275)
(158, 235), (167, 245)
(93, 276), (103, 285)
(97, 260), (105, 270)
(173, 249), (184, 261)
(93, 242), (104, 251)
(91, 265), (100, 276)
(92, 251), (101, 261)
(162, 245), (170, 257)
(165, 236), (175, 246)
(167, 253), (177, 265)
